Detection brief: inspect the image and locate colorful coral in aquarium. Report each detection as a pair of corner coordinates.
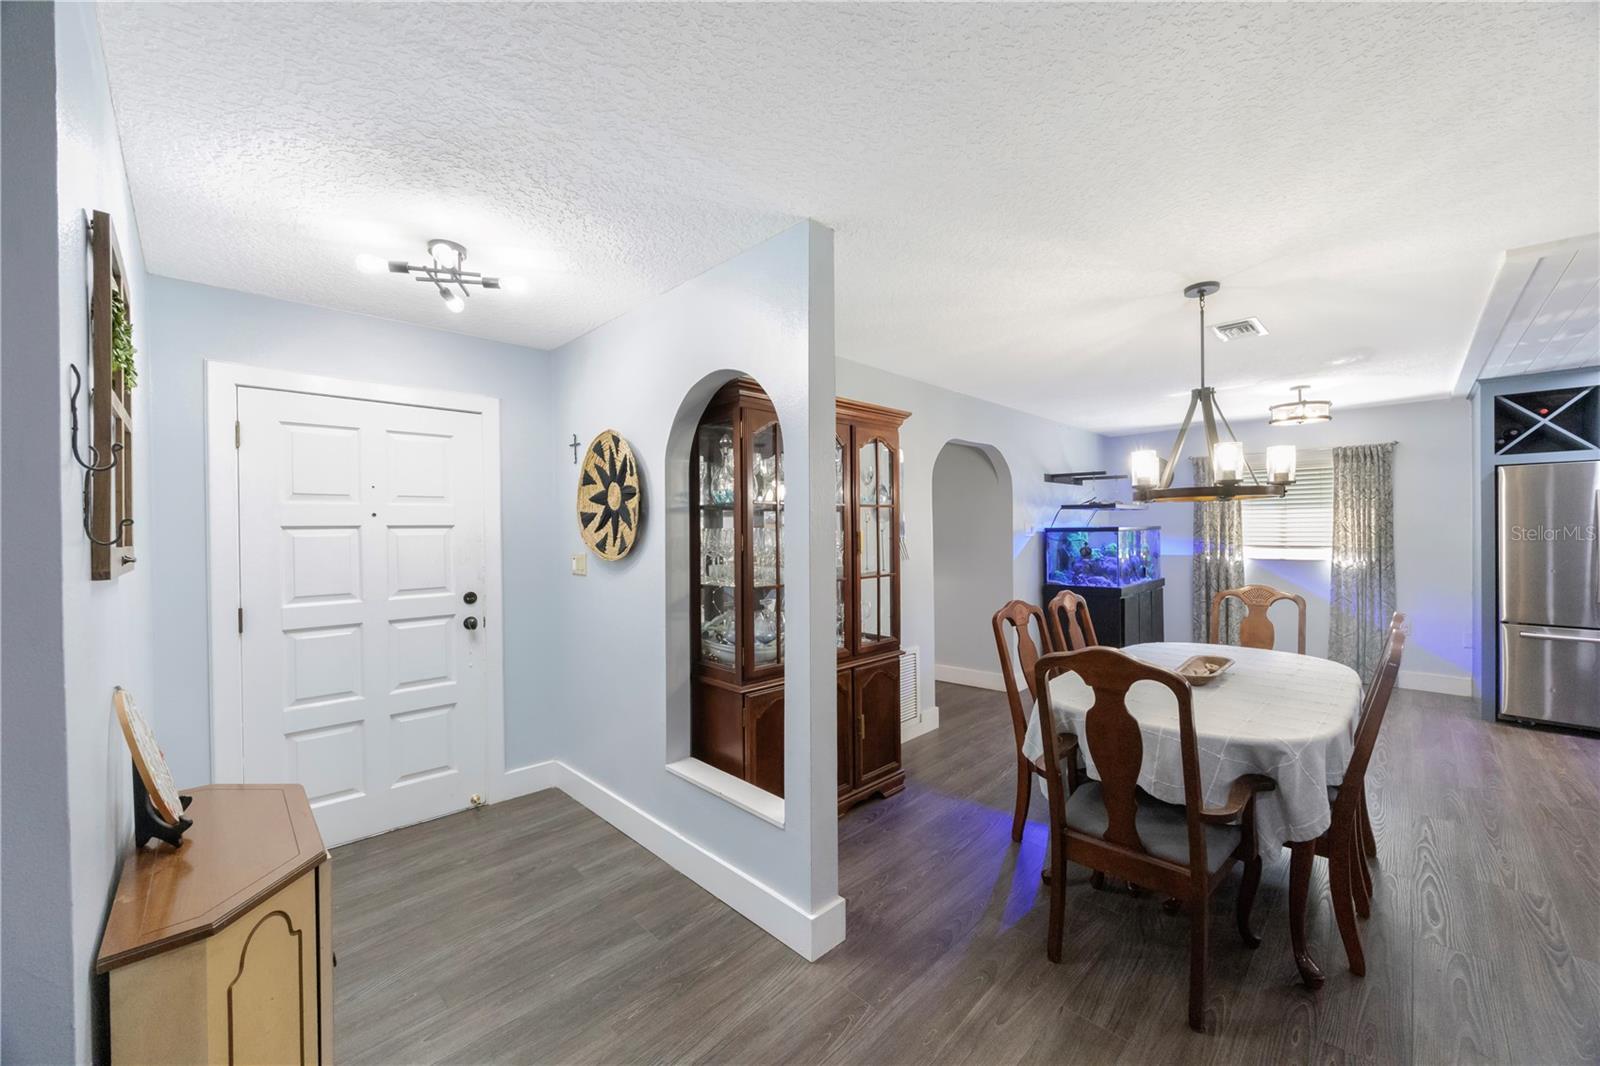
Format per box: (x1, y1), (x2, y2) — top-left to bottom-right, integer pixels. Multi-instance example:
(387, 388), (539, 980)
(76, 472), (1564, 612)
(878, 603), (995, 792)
(1044, 527), (1161, 588)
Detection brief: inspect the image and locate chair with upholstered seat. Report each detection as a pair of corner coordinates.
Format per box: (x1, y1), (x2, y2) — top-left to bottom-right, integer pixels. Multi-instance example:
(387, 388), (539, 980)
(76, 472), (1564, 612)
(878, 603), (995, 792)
(992, 601), (1080, 842)
(1210, 584), (1308, 653)
(1287, 620), (1405, 987)
(1045, 588), (1099, 652)
(1035, 647), (1275, 1032)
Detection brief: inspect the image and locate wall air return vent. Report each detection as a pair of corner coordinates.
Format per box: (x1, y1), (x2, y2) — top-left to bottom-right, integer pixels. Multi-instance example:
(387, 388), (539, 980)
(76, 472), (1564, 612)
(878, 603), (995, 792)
(1211, 317), (1268, 341)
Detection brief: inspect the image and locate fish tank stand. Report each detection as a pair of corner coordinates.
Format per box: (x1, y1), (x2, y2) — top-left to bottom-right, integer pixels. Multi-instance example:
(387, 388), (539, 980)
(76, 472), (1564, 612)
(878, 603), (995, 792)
(1042, 525), (1165, 648)
(1043, 579), (1165, 648)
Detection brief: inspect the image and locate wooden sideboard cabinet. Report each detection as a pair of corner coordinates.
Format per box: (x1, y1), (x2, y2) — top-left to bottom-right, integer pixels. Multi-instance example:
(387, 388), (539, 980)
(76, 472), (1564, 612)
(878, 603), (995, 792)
(97, 784), (333, 1065)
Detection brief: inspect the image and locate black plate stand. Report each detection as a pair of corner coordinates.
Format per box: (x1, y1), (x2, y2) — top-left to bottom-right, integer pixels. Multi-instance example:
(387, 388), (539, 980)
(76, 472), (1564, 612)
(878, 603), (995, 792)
(132, 760), (192, 848)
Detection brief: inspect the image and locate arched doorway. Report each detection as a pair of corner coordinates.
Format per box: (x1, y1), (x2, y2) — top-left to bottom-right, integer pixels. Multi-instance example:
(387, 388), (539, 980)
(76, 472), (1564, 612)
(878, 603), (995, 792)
(931, 441), (1013, 688)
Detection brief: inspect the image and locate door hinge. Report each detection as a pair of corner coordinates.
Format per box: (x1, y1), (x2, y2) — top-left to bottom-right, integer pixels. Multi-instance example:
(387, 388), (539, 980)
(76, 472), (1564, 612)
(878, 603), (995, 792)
(234, 420), (241, 448)
(237, 606), (244, 633)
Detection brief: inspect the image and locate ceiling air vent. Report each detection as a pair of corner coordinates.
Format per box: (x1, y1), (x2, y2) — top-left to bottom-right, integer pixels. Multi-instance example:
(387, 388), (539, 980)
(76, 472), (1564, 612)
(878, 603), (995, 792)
(1211, 317), (1268, 341)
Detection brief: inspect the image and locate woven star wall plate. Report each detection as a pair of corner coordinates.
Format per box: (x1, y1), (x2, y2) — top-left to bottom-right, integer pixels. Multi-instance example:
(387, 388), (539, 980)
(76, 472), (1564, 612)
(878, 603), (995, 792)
(577, 430), (643, 560)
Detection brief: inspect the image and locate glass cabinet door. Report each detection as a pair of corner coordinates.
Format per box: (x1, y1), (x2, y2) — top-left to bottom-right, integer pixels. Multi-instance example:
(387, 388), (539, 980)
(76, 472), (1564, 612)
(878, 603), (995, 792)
(748, 415), (784, 673)
(696, 417), (736, 666)
(835, 435), (848, 654)
(858, 435), (897, 650)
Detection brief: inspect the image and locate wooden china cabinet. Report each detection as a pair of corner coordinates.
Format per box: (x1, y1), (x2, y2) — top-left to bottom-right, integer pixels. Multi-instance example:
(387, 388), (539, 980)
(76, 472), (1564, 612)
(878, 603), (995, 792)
(690, 380), (788, 795)
(688, 381), (909, 812)
(834, 398), (911, 812)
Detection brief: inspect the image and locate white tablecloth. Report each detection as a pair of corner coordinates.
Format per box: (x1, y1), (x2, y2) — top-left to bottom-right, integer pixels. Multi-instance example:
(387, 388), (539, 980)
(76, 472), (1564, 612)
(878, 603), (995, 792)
(1021, 642), (1362, 857)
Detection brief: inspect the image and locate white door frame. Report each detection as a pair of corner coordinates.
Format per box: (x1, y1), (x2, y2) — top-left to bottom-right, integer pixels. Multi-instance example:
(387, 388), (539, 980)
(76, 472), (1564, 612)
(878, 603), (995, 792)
(204, 361), (505, 792)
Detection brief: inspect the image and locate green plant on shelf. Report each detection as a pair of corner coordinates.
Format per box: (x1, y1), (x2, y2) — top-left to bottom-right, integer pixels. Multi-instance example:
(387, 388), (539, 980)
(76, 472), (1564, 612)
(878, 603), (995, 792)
(111, 288), (137, 389)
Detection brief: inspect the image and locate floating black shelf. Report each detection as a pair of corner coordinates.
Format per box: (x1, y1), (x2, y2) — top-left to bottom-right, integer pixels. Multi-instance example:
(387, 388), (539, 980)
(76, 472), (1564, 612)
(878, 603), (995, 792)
(1044, 470), (1130, 486)
(1052, 502), (1147, 511)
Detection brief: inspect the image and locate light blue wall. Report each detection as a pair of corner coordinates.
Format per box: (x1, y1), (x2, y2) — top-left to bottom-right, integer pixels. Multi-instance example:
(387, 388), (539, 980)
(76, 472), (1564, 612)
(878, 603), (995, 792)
(2, 4), (80, 1060)
(145, 278), (558, 784)
(834, 359), (1108, 710)
(932, 443), (1012, 674)
(1, 3), (159, 1059)
(1105, 396), (1476, 691)
(544, 222), (839, 914)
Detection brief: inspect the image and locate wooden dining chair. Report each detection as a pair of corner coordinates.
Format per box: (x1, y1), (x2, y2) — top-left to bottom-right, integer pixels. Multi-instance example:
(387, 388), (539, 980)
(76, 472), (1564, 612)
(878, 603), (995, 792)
(1210, 584), (1308, 653)
(992, 601), (1080, 842)
(1351, 611), (1407, 901)
(1045, 588), (1099, 652)
(1287, 622), (1405, 986)
(1035, 647), (1276, 1032)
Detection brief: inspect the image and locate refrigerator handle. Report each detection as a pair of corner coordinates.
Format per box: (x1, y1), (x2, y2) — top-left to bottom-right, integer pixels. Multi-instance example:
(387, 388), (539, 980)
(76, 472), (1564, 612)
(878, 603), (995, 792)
(1521, 632), (1600, 645)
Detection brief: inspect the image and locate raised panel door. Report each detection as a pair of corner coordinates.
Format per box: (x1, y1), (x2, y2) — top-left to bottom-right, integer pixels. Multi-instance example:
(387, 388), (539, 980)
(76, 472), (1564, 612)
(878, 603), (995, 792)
(836, 669), (853, 793)
(202, 873), (319, 1066)
(853, 658), (901, 784)
(690, 680), (745, 779)
(237, 388), (487, 846)
(745, 686), (785, 797)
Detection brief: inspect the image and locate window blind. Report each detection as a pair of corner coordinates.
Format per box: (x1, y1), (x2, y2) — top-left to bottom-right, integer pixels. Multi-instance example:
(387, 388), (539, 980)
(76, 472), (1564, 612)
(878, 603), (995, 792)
(1242, 452), (1333, 555)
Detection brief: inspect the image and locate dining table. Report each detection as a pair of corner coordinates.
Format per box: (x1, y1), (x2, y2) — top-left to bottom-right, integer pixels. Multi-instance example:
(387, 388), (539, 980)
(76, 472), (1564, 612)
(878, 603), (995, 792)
(1020, 640), (1364, 985)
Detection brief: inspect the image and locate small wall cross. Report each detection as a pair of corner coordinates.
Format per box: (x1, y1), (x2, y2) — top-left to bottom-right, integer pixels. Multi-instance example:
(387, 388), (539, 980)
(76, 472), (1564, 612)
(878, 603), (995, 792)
(569, 434), (581, 464)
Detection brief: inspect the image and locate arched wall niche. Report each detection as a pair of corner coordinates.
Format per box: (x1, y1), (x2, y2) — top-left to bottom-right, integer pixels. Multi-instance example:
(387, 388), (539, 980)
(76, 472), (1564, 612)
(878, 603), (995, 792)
(930, 439), (1015, 680)
(663, 369), (749, 765)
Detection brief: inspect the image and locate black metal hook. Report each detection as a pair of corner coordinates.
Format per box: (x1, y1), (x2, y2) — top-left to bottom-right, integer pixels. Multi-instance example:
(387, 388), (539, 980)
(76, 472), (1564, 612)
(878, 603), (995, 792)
(68, 363), (132, 548)
(81, 467), (133, 548)
(67, 363), (122, 473)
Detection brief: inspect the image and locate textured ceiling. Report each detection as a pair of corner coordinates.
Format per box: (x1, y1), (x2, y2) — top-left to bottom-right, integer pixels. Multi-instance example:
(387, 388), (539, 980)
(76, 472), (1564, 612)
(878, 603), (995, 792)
(98, 3), (1598, 431)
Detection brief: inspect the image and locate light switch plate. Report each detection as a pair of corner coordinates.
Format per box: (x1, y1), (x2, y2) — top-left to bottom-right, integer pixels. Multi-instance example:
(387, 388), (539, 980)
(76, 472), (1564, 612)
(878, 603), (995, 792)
(571, 554), (588, 576)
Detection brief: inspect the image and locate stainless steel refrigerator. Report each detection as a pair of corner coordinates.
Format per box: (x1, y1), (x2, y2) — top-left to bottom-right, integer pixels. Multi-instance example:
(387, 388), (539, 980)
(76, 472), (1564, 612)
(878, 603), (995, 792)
(1498, 460), (1600, 731)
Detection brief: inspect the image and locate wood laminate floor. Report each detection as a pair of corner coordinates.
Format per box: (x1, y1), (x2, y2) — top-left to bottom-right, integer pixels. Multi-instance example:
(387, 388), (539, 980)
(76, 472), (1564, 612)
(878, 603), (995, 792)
(333, 683), (1600, 1065)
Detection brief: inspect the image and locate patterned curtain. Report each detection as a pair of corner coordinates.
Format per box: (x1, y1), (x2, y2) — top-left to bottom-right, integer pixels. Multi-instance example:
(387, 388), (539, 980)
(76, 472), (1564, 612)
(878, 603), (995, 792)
(1329, 443), (1397, 684)
(1190, 457), (1245, 643)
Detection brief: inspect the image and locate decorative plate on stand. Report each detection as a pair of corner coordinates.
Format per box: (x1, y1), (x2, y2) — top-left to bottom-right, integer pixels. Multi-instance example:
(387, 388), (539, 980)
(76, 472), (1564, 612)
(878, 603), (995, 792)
(113, 687), (183, 823)
(577, 429), (643, 560)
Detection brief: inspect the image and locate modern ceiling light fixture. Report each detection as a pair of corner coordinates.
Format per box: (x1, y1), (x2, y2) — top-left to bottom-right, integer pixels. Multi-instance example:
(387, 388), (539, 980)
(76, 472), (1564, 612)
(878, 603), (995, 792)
(355, 238), (522, 314)
(1268, 384), (1334, 426)
(1129, 281), (1293, 503)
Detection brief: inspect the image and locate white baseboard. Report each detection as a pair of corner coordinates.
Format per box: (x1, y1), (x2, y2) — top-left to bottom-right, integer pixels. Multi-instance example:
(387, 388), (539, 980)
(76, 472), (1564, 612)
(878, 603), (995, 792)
(491, 760), (844, 962)
(491, 758), (562, 803)
(1397, 669), (1474, 697)
(901, 704), (940, 742)
(934, 663), (1006, 692)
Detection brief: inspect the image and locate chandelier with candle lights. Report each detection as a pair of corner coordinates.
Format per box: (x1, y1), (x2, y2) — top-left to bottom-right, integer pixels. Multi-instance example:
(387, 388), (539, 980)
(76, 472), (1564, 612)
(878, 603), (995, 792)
(1129, 282), (1296, 503)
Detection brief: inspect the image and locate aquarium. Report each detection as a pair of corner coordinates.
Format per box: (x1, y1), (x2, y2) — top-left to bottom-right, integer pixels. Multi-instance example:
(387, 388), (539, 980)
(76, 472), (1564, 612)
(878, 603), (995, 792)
(1044, 526), (1161, 588)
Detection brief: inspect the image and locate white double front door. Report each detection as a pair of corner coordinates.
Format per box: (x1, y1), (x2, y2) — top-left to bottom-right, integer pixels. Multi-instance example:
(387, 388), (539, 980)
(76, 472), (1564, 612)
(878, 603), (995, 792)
(234, 385), (490, 846)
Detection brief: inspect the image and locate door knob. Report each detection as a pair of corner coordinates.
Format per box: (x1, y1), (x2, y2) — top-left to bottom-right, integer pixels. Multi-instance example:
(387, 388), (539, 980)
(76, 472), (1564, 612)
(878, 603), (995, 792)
(463, 591), (478, 605)
(463, 616), (479, 631)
